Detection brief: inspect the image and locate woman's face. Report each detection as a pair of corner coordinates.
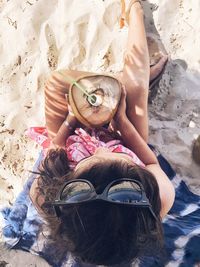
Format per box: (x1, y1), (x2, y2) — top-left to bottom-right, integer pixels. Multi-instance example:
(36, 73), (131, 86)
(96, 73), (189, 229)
(74, 147), (135, 173)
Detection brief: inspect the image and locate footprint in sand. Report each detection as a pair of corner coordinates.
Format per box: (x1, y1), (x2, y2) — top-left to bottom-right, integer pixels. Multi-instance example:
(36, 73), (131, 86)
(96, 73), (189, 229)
(45, 24), (58, 70)
(103, 2), (119, 31)
(100, 42), (117, 70)
(71, 16), (88, 66)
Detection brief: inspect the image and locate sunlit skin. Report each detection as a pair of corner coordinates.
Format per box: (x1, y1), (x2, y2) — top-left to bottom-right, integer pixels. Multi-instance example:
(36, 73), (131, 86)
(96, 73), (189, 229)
(30, 2), (174, 221)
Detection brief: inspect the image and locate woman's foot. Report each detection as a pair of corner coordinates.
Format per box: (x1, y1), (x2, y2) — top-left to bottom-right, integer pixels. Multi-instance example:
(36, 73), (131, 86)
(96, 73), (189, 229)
(150, 55), (168, 82)
(114, 55), (168, 88)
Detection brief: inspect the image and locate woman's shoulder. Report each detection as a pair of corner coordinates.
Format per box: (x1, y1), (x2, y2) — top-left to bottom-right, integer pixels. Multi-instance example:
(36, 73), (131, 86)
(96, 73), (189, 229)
(146, 163), (175, 218)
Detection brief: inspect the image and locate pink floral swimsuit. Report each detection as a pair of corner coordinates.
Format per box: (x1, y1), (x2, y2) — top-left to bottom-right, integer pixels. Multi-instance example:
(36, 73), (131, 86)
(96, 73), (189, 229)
(26, 127), (145, 169)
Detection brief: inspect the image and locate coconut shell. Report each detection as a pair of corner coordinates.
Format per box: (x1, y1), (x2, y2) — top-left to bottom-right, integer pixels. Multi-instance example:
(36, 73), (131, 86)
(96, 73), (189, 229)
(69, 74), (122, 128)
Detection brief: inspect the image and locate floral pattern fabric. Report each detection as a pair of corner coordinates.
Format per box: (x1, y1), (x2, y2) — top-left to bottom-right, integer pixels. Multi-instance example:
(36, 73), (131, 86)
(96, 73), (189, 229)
(26, 126), (145, 168)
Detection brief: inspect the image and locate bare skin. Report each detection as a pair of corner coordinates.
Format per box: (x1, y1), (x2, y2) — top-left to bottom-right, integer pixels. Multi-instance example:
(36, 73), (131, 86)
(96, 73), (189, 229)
(74, 149), (173, 219)
(150, 55), (168, 81)
(44, 2), (168, 141)
(73, 86), (174, 218)
(45, 54), (167, 142)
(31, 2), (174, 219)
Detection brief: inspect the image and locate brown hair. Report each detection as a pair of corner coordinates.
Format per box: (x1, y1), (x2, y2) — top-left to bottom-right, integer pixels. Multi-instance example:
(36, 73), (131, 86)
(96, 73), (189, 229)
(34, 148), (164, 266)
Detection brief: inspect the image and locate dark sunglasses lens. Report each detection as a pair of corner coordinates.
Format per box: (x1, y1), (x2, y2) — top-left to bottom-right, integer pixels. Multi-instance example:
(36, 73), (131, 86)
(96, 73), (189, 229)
(61, 181), (93, 203)
(107, 181), (142, 203)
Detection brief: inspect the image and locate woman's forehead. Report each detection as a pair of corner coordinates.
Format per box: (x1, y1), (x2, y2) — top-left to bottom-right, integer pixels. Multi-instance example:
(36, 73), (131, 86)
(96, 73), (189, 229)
(74, 153), (132, 171)
(74, 153), (134, 176)
(74, 156), (104, 173)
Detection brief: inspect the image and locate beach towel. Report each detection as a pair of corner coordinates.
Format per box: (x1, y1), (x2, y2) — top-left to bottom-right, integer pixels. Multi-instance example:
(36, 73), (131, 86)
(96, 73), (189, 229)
(1, 147), (200, 267)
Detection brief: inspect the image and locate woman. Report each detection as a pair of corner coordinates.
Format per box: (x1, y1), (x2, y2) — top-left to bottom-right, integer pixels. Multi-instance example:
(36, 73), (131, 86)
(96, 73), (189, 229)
(30, 1), (175, 265)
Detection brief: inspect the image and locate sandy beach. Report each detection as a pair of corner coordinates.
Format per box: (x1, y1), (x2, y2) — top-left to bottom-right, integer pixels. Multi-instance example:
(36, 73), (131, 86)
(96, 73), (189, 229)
(0, 0), (200, 266)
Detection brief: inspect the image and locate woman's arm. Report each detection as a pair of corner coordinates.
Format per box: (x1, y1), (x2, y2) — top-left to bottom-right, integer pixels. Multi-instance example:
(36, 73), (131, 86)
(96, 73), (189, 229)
(45, 69), (97, 139)
(119, 2), (150, 142)
(114, 87), (175, 217)
(117, 116), (158, 165)
(51, 112), (77, 148)
(117, 115), (175, 218)
(118, 116), (175, 217)
(113, 87), (156, 165)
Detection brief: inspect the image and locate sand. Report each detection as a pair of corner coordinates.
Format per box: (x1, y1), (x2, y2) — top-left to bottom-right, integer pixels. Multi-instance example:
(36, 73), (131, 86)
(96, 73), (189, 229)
(0, 0), (199, 266)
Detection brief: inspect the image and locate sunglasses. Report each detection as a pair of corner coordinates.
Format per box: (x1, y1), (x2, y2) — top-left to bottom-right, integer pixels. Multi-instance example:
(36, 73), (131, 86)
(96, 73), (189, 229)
(51, 178), (157, 220)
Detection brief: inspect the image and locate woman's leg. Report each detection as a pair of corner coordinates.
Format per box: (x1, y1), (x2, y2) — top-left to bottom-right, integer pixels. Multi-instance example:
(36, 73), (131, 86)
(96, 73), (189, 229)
(115, 2), (150, 142)
(45, 2), (167, 140)
(45, 69), (95, 139)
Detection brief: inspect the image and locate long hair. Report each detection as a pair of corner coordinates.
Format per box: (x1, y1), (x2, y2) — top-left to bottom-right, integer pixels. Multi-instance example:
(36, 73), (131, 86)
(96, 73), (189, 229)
(34, 148), (164, 266)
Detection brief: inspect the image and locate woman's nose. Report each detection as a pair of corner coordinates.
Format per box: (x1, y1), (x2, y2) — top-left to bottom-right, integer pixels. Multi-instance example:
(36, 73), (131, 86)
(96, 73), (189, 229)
(94, 147), (110, 155)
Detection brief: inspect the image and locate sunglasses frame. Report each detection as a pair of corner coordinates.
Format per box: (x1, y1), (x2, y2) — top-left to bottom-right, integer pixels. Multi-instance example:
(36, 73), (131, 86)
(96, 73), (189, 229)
(51, 178), (158, 220)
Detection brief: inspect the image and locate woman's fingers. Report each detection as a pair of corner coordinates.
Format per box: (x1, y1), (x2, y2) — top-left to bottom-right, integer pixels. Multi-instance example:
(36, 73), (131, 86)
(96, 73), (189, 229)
(118, 85), (126, 107)
(113, 85), (127, 123)
(121, 84), (127, 98)
(119, 85), (127, 110)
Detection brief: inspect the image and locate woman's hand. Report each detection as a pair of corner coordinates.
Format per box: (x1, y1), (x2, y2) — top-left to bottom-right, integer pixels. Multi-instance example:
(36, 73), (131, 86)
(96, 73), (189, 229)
(110, 85), (128, 131)
(51, 104), (78, 148)
(114, 85), (127, 122)
(64, 103), (79, 131)
(66, 103), (77, 123)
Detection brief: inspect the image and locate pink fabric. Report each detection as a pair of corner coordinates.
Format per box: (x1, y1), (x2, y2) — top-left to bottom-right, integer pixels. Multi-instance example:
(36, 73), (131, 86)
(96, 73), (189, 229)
(26, 127), (145, 168)
(25, 127), (51, 148)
